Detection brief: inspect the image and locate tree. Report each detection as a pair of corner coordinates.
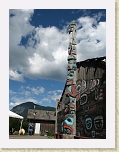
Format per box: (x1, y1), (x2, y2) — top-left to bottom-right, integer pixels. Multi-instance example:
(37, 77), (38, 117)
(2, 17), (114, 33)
(9, 118), (29, 134)
(22, 119), (29, 133)
(9, 117), (21, 134)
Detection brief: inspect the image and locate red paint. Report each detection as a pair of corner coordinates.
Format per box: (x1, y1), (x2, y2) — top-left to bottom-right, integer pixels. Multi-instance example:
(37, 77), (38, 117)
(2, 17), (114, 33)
(63, 124), (73, 134)
(65, 85), (77, 98)
(65, 108), (69, 114)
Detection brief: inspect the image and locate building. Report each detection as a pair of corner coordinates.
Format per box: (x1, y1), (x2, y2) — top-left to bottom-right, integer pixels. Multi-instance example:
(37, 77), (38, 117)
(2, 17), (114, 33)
(27, 109), (56, 135)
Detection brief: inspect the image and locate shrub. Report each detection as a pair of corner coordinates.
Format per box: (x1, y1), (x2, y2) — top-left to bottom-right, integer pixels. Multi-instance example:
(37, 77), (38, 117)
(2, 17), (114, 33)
(47, 132), (55, 137)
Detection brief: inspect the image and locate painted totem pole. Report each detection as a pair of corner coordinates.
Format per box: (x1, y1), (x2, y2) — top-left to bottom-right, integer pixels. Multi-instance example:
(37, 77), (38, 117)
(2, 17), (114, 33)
(61, 21), (77, 136)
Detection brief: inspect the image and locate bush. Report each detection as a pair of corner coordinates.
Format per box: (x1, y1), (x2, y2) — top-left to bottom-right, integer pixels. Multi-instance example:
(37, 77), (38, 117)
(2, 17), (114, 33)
(47, 132), (55, 137)
(22, 119), (28, 132)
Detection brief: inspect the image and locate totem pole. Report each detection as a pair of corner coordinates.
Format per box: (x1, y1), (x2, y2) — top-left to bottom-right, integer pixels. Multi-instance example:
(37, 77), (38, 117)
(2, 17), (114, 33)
(61, 21), (77, 136)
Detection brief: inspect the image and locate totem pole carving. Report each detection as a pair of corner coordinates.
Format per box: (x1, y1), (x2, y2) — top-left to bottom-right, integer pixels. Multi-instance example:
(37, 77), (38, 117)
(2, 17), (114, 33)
(62, 21), (77, 135)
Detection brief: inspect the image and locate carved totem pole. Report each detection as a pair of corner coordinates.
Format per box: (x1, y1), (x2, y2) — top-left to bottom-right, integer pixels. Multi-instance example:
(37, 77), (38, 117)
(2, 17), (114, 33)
(62, 21), (77, 136)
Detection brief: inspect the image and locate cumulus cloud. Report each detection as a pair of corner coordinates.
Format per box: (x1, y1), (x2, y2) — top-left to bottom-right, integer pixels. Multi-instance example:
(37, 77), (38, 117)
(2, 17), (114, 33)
(47, 90), (62, 101)
(9, 9), (68, 81)
(19, 85), (45, 96)
(9, 69), (24, 82)
(76, 16), (106, 61)
(31, 86), (45, 95)
(9, 9), (106, 82)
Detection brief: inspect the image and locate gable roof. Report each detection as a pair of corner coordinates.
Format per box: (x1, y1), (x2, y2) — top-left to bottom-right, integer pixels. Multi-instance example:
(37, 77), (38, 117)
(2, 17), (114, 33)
(27, 109), (56, 121)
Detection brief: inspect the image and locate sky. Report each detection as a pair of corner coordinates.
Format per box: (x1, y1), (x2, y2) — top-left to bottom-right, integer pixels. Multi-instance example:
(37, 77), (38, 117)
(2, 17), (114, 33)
(9, 9), (106, 110)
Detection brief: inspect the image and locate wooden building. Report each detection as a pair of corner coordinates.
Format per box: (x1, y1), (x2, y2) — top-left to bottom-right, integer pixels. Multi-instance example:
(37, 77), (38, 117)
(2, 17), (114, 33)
(27, 109), (56, 135)
(55, 56), (106, 139)
(76, 56), (106, 139)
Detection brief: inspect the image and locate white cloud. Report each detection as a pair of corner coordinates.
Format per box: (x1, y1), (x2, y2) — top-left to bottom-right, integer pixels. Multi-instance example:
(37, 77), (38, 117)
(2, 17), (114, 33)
(31, 87), (45, 95)
(9, 69), (24, 82)
(41, 98), (51, 103)
(48, 90), (62, 101)
(39, 87), (45, 93)
(9, 10), (106, 82)
(9, 87), (59, 109)
(20, 85), (45, 95)
(48, 90), (62, 94)
(76, 16), (106, 61)
(9, 85), (45, 109)
(50, 93), (61, 101)
(9, 90), (16, 95)
(93, 12), (106, 22)
(24, 91), (31, 96)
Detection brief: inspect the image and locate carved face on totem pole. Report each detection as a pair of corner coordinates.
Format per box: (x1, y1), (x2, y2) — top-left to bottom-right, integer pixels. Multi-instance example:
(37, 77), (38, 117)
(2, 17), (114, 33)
(61, 115), (74, 134)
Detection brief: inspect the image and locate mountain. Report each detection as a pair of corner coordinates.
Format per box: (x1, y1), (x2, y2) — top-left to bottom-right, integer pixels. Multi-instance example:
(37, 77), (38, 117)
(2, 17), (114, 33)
(11, 102), (56, 119)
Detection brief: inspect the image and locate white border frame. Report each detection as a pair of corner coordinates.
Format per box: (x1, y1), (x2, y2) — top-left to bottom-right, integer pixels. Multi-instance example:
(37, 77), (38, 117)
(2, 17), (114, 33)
(0, 0), (115, 148)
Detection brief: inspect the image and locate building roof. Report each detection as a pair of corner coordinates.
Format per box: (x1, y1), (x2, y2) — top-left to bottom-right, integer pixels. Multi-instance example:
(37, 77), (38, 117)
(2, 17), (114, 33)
(77, 56), (106, 64)
(27, 109), (56, 121)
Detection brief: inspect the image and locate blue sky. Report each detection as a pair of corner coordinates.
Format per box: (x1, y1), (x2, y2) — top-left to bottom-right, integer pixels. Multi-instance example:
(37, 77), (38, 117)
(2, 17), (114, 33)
(9, 9), (106, 110)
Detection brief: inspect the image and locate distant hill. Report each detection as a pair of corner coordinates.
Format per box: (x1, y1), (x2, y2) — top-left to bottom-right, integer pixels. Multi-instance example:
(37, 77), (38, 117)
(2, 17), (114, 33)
(11, 102), (56, 119)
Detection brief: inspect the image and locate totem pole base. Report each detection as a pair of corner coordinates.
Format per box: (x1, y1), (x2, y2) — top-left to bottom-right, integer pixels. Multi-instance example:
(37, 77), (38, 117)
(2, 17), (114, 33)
(55, 134), (75, 139)
(62, 134), (75, 139)
(74, 136), (95, 139)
